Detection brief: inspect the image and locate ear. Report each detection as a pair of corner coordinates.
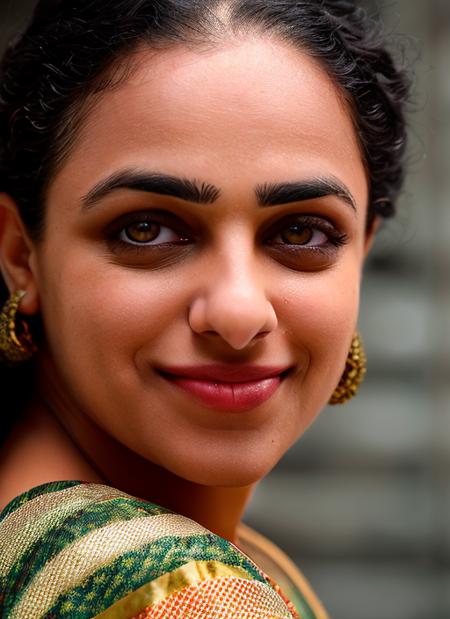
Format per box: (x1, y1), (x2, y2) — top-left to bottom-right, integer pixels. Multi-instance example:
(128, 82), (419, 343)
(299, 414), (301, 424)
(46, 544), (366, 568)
(363, 215), (381, 258)
(0, 193), (40, 315)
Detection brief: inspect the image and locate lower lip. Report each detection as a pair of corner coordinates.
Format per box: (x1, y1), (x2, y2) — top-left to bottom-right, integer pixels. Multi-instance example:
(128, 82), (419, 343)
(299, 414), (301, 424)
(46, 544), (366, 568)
(160, 374), (283, 412)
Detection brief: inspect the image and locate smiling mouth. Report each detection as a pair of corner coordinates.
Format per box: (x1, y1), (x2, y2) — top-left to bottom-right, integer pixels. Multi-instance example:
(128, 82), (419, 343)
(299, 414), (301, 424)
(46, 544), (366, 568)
(156, 365), (292, 413)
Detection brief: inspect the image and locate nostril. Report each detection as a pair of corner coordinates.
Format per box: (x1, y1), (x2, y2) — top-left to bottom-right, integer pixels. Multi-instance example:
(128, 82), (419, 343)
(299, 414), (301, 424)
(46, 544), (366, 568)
(253, 331), (270, 340)
(188, 293), (277, 350)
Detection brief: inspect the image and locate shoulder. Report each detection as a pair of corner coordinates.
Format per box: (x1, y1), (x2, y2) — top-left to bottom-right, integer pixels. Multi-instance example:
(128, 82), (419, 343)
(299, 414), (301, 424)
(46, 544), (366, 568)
(0, 481), (299, 619)
(238, 523), (330, 619)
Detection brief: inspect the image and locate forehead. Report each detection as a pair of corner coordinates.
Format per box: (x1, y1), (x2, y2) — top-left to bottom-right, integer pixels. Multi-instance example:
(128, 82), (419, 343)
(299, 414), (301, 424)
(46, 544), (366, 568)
(50, 38), (368, 207)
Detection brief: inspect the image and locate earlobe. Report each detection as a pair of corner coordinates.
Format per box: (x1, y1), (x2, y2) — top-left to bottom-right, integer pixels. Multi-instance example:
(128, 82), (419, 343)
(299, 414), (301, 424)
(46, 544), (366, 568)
(0, 193), (40, 315)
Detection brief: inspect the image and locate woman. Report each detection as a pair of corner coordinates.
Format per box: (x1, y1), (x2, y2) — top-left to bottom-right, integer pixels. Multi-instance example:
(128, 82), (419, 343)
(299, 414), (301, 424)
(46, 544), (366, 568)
(0, 0), (409, 617)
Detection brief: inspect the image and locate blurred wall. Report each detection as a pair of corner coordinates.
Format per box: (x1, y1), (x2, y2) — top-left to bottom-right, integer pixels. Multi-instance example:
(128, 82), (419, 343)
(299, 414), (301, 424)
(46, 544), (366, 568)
(0, 2), (447, 618)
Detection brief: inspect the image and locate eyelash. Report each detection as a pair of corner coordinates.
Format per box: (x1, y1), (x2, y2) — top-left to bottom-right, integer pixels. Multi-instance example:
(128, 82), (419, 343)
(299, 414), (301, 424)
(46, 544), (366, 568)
(105, 211), (349, 255)
(105, 211), (191, 253)
(264, 214), (348, 250)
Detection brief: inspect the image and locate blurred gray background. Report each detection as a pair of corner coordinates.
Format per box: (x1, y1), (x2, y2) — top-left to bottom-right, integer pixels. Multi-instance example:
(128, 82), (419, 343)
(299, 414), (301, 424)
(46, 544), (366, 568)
(246, 3), (450, 619)
(0, 1), (447, 618)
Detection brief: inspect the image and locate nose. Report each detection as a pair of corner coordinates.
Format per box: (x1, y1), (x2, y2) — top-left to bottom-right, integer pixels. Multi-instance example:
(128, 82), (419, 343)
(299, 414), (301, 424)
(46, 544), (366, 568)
(188, 250), (278, 350)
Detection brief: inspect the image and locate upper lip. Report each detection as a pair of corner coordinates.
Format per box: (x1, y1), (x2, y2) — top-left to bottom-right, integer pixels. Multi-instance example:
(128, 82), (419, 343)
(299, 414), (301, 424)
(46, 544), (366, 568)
(157, 364), (292, 383)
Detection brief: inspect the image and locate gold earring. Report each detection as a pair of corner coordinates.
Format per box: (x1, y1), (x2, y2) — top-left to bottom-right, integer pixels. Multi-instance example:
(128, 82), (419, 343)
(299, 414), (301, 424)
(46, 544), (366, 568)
(0, 290), (37, 365)
(329, 332), (366, 405)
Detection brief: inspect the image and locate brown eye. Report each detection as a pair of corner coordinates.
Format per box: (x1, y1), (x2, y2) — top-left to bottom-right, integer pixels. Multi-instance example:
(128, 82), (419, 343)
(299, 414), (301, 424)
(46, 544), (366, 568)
(265, 215), (349, 272)
(118, 220), (183, 246)
(277, 222), (329, 247)
(123, 222), (160, 244)
(267, 216), (334, 248)
(280, 223), (314, 245)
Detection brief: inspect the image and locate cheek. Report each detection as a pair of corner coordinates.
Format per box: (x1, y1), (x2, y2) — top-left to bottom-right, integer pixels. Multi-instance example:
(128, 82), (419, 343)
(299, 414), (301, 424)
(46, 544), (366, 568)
(279, 264), (361, 415)
(281, 265), (360, 336)
(37, 249), (189, 371)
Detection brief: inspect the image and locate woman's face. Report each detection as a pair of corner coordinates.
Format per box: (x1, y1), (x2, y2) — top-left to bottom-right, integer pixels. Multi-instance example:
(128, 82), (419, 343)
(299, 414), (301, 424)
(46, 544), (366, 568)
(31, 38), (370, 486)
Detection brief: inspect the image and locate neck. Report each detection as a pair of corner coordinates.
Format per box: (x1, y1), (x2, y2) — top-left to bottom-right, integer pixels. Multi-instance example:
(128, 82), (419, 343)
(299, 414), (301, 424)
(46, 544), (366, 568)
(33, 395), (254, 543)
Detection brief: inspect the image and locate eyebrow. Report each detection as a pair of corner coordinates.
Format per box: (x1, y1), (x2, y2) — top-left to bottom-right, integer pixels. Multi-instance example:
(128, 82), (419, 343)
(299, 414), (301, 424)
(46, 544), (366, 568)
(81, 170), (221, 209)
(255, 177), (357, 211)
(81, 169), (356, 212)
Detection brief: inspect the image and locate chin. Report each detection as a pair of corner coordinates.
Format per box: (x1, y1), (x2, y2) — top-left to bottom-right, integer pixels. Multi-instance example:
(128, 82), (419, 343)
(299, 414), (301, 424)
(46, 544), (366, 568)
(162, 444), (281, 488)
(181, 466), (272, 488)
(128, 416), (299, 488)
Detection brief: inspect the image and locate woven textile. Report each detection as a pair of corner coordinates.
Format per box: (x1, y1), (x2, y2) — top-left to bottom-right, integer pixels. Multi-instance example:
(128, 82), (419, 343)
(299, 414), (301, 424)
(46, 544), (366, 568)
(0, 481), (302, 619)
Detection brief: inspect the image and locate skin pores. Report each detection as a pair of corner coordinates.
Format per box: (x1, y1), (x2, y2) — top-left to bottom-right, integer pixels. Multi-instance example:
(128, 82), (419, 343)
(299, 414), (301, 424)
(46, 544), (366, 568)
(29, 38), (370, 487)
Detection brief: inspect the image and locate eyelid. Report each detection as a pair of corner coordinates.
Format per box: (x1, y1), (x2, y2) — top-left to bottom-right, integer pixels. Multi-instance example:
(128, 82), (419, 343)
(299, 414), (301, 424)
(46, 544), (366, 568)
(103, 209), (348, 264)
(104, 209), (192, 238)
(262, 213), (347, 245)
(102, 210), (195, 258)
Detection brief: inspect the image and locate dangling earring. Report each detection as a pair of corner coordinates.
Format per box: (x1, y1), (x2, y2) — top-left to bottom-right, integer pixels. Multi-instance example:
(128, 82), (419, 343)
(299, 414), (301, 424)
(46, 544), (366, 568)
(0, 290), (37, 365)
(329, 332), (366, 405)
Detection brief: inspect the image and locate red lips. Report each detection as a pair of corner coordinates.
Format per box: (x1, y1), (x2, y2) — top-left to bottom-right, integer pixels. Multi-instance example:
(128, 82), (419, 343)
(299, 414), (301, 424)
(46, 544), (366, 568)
(157, 364), (290, 412)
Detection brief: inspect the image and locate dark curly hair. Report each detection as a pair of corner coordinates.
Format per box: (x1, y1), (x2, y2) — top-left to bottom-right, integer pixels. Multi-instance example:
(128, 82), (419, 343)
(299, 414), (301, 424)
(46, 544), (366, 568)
(0, 0), (409, 434)
(1, 0), (409, 235)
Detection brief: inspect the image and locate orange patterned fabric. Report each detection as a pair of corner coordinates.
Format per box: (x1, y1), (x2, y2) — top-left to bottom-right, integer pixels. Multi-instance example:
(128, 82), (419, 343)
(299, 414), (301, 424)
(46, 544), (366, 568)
(130, 576), (297, 619)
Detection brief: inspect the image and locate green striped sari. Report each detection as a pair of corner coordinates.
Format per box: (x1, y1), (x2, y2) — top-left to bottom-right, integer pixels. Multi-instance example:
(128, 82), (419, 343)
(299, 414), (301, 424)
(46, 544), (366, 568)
(0, 481), (327, 618)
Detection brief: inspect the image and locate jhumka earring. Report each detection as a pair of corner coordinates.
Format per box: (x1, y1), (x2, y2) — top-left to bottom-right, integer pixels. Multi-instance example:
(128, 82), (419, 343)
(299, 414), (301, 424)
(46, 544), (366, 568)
(0, 290), (37, 365)
(329, 332), (366, 405)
